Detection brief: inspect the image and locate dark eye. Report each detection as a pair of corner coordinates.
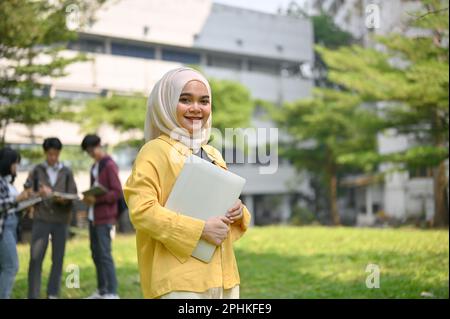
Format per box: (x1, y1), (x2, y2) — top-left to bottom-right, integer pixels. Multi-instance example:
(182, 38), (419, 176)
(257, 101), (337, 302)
(179, 98), (190, 104)
(201, 99), (210, 105)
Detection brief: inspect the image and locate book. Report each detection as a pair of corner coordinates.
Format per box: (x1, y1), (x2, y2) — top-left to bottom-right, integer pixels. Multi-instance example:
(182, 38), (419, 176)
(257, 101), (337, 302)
(165, 154), (246, 263)
(52, 192), (80, 201)
(82, 184), (108, 197)
(17, 196), (42, 212)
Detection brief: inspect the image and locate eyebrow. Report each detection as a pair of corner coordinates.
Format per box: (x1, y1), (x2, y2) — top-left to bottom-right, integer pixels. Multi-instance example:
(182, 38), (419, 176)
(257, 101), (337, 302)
(179, 93), (210, 99)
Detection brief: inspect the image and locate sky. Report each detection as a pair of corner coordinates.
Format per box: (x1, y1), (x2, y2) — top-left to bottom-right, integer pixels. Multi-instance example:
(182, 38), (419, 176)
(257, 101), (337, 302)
(213, 0), (307, 14)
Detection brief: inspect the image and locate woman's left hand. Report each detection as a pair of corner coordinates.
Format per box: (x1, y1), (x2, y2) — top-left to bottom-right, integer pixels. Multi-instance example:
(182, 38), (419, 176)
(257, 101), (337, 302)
(226, 199), (243, 224)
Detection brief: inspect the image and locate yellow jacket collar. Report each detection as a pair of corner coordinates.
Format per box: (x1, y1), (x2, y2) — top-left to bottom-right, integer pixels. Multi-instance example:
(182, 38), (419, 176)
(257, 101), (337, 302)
(156, 134), (227, 169)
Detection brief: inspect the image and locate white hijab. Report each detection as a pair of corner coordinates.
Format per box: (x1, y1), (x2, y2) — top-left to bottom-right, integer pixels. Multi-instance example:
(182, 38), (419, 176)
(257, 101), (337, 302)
(144, 67), (212, 152)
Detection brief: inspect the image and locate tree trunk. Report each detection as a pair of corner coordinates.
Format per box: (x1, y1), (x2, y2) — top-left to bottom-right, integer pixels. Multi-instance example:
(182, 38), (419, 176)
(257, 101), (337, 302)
(28, 125), (36, 144)
(0, 120), (8, 146)
(326, 150), (340, 226)
(431, 22), (449, 228)
(433, 160), (449, 227)
(329, 170), (340, 225)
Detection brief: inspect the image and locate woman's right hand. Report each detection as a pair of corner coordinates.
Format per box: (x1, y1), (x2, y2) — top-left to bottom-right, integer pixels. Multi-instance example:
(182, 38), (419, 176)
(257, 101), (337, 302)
(201, 216), (231, 246)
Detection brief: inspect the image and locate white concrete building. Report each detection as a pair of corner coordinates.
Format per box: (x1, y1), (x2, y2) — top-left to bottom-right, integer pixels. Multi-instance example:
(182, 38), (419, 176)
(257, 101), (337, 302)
(7, 0), (316, 225)
(305, 0), (449, 224)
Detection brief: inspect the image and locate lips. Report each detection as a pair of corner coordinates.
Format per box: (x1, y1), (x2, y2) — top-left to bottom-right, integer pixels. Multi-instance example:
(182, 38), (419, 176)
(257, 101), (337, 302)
(184, 116), (203, 120)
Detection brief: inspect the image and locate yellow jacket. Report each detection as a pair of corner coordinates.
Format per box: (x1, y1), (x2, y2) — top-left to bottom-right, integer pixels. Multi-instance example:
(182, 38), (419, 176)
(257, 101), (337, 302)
(123, 134), (251, 298)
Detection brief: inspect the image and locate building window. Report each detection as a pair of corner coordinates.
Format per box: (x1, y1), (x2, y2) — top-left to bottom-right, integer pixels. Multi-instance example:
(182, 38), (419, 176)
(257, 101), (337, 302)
(409, 166), (433, 178)
(68, 38), (105, 53)
(54, 90), (98, 100)
(207, 55), (241, 70)
(162, 49), (200, 64)
(111, 42), (155, 59)
(248, 59), (281, 75)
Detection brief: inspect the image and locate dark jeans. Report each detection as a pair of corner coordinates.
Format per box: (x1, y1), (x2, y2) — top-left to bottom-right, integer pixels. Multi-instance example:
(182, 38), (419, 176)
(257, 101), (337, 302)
(0, 214), (19, 299)
(89, 222), (117, 295)
(28, 219), (68, 299)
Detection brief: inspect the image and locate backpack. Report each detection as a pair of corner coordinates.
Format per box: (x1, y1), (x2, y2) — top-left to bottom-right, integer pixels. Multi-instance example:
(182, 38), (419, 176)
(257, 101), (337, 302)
(93, 156), (128, 216)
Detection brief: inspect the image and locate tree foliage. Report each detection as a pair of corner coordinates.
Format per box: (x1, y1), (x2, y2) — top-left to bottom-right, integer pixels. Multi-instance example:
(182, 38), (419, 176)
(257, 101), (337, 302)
(0, 0), (106, 144)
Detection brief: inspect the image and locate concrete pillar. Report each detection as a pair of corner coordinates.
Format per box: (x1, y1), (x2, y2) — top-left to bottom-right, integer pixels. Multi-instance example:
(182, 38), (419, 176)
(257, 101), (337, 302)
(366, 186), (373, 217)
(200, 52), (208, 66)
(154, 46), (162, 60)
(384, 171), (407, 219)
(104, 38), (111, 54)
(280, 194), (291, 224)
(241, 58), (249, 72)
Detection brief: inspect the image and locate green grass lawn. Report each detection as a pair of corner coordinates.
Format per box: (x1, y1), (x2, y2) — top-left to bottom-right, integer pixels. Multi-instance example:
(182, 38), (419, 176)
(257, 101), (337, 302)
(12, 226), (449, 299)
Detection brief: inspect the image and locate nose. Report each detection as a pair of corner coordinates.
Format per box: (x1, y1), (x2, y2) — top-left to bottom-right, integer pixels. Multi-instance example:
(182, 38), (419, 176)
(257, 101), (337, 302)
(188, 102), (202, 113)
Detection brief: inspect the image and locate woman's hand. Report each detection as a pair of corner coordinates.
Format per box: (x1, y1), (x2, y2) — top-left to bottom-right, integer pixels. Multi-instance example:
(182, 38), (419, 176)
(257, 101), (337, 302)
(201, 216), (231, 246)
(226, 199), (243, 225)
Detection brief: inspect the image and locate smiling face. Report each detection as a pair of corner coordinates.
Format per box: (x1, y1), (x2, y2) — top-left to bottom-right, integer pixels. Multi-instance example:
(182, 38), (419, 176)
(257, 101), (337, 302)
(176, 80), (211, 135)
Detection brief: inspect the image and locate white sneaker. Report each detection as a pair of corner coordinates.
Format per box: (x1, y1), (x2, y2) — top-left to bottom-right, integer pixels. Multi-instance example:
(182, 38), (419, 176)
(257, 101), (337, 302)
(102, 294), (120, 299)
(85, 290), (104, 299)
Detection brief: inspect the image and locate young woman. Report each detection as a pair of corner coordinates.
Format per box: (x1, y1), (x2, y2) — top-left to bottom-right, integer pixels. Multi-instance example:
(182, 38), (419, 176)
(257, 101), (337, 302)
(123, 67), (252, 299)
(0, 147), (31, 299)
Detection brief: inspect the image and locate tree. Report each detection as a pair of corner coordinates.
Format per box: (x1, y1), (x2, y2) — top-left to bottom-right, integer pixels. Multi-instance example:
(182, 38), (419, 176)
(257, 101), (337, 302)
(311, 14), (354, 49)
(272, 89), (382, 225)
(316, 0), (449, 226)
(209, 78), (254, 132)
(73, 93), (147, 148)
(278, 2), (354, 47)
(0, 0), (106, 145)
(276, 1), (363, 225)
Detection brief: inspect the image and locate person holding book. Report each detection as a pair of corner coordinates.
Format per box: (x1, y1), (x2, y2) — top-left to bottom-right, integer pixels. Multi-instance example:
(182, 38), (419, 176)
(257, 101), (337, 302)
(0, 147), (33, 299)
(123, 67), (252, 299)
(26, 137), (78, 299)
(81, 134), (122, 299)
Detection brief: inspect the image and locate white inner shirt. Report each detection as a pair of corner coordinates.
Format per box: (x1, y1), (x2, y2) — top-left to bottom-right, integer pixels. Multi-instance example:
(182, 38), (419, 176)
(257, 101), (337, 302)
(45, 162), (63, 187)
